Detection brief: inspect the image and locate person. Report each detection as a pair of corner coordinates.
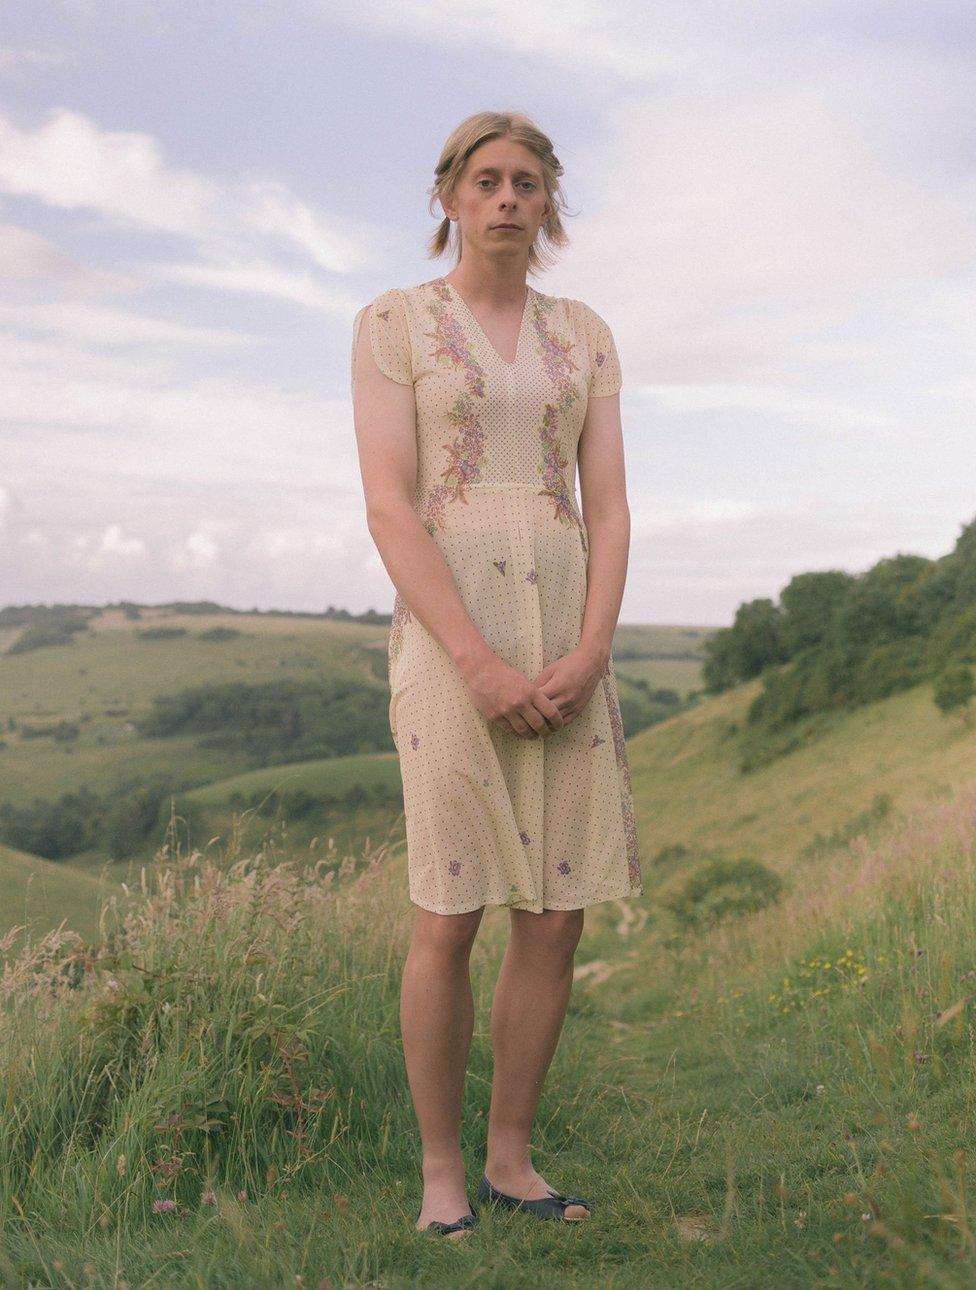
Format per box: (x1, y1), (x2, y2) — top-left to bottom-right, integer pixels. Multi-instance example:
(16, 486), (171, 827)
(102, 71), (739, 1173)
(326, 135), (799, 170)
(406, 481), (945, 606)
(350, 110), (642, 1238)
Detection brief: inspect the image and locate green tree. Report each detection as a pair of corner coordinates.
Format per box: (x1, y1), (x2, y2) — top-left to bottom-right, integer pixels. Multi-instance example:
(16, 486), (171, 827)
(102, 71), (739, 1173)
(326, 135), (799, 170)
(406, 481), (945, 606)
(701, 598), (789, 694)
(933, 666), (975, 727)
(779, 570), (854, 653)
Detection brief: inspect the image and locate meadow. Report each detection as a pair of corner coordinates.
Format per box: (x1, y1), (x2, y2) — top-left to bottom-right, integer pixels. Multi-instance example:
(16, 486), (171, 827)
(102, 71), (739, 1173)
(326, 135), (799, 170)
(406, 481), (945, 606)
(4, 602), (976, 1285)
(0, 605), (698, 930)
(1, 770), (975, 1286)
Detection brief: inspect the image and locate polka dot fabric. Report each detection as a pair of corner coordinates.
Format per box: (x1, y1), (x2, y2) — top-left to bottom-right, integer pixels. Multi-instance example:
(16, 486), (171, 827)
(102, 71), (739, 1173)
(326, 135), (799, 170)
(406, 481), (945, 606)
(351, 277), (642, 915)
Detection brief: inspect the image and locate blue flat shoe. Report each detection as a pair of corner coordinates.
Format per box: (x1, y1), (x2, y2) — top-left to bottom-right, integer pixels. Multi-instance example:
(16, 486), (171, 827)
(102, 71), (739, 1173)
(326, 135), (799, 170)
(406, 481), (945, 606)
(415, 1202), (479, 1237)
(478, 1173), (591, 1221)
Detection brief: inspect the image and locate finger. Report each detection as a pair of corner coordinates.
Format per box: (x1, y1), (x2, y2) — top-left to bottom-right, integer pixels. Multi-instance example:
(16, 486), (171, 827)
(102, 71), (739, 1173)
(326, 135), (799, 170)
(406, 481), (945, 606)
(505, 712), (535, 737)
(537, 694), (565, 730)
(518, 706), (550, 737)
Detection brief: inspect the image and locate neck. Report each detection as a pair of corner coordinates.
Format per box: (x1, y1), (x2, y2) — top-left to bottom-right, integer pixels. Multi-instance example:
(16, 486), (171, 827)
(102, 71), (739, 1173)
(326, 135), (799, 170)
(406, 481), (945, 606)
(443, 254), (529, 307)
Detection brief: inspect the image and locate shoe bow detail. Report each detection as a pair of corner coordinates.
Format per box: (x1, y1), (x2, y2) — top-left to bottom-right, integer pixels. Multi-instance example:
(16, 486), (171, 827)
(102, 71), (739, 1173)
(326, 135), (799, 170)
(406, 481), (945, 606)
(425, 1210), (479, 1234)
(547, 1190), (590, 1210)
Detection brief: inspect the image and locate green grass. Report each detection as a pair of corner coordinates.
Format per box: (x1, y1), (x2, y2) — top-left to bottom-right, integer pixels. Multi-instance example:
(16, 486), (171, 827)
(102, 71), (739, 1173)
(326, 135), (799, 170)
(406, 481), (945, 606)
(2, 780), (975, 1286)
(0, 609), (696, 803)
(5, 611), (975, 1005)
(183, 750), (402, 807)
(0, 610), (387, 800)
(0, 841), (117, 948)
(612, 654), (704, 698)
(628, 672), (976, 886)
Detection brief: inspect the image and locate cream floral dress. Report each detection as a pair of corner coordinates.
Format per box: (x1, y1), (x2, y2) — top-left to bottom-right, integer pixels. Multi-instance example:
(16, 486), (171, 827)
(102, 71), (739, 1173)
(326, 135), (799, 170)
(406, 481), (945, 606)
(351, 276), (643, 914)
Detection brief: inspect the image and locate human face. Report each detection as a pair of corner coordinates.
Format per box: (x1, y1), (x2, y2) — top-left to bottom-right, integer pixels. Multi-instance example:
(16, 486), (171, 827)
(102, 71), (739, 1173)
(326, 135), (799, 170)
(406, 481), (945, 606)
(442, 138), (549, 261)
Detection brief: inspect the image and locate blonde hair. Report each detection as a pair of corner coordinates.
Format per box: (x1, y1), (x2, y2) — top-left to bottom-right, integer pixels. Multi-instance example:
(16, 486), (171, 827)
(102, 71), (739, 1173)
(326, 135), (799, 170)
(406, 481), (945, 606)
(426, 111), (572, 276)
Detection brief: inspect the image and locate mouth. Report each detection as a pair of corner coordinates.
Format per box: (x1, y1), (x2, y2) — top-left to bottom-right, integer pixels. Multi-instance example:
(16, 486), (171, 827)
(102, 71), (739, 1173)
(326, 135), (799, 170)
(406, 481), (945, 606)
(492, 224), (523, 231)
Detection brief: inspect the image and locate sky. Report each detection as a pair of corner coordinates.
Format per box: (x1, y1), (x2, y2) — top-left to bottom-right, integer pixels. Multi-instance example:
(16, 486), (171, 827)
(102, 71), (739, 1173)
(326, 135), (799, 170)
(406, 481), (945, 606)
(1, 1), (974, 627)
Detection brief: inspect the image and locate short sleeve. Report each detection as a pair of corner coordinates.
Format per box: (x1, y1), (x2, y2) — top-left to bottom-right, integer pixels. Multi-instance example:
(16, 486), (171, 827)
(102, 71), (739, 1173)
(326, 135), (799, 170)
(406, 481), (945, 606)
(576, 300), (622, 398)
(351, 287), (413, 393)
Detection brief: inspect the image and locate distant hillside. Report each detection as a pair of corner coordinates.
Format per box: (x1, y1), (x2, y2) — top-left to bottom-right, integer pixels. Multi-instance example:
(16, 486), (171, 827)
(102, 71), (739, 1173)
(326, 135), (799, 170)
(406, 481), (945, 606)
(702, 512), (976, 769)
(0, 604), (694, 885)
(0, 840), (117, 949)
(627, 670), (976, 901)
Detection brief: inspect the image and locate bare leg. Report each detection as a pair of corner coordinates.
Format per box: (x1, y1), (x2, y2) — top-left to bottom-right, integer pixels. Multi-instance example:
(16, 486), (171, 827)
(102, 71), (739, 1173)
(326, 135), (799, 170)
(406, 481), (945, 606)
(400, 903), (484, 1230)
(483, 907), (589, 1219)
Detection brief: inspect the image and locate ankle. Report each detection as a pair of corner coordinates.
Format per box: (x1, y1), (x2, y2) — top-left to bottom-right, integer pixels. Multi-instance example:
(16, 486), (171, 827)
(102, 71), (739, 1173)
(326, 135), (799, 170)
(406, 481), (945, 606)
(484, 1147), (533, 1177)
(421, 1151), (465, 1179)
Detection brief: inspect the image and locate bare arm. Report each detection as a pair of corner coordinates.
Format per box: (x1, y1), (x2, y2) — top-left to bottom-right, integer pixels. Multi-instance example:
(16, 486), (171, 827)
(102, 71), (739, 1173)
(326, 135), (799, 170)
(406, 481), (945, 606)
(529, 388), (630, 723)
(351, 305), (563, 737)
(576, 388), (631, 673)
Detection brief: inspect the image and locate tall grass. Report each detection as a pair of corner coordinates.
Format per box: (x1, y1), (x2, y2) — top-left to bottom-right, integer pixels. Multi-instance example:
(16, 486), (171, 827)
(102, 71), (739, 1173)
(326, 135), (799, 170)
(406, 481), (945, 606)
(0, 811), (430, 1285)
(2, 790), (976, 1286)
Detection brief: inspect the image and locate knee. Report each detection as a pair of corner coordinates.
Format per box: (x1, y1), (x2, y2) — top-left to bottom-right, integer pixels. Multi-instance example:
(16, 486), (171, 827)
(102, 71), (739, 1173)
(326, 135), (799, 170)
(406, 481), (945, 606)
(411, 906), (483, 957)
(512, 908), (584, 959)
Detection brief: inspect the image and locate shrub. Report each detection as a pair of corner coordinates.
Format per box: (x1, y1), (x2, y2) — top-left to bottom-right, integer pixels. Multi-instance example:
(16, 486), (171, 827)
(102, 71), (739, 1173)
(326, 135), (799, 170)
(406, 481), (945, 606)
(198, 627), (243, 642)
(934, 666), (975, 725)
(664, 857), (784, 929)
(6, 620), (88, 654)
(137, 627), (188, 641)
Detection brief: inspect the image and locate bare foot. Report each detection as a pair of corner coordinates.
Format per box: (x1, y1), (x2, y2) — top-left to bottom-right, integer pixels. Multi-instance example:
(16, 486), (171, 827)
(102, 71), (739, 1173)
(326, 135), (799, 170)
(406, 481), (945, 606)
(483, 1163), (589, 1220)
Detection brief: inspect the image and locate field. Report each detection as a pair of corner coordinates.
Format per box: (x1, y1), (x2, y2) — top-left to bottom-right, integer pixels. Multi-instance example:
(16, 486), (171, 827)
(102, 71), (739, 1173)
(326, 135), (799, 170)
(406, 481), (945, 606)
(0, 606), (706, 933)
(2, 761), (975, 1285)
(6, 605), (976, 1283)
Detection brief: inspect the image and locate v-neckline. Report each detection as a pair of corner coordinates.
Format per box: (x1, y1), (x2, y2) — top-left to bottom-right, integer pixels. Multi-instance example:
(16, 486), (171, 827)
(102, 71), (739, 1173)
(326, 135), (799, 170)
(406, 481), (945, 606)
(440, 278), (533, 367)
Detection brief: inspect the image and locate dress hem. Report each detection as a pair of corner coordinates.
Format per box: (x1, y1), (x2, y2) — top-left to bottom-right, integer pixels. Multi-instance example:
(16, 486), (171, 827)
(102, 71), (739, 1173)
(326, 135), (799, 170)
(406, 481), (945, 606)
(409, 885), (644, 917)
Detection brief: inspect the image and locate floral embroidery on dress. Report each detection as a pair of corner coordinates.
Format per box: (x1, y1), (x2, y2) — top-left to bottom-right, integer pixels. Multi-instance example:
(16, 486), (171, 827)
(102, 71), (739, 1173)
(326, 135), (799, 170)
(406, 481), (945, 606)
(418, 281), (490, 535)
(601, 671), (642, 888)
(388, 592), (411, 666)
(590, 734), (605, 747)
(537, 405), (576, 527)
(525, 567), (538, 584)
(421, 400), (488, 534)
(448, 858), (462, 876)
(557, 859), (571, 875)
(529, 296), (588, 555)
(410, 731), (420, 750)
(595, 351), (606, 366)
(377, 308), (390, 321)
(425, 281), (487, 399)
(519, 830), (531, 846)
(493, 558), (507, 575)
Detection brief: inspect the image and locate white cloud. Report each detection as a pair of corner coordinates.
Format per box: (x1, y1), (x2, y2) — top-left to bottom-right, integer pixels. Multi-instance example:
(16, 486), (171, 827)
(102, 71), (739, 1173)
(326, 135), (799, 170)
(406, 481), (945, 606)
(633, 498), (763, 531)
(561, 45), (976, 386)
(98, 523), (145, 558)
(0, 108), (368, 298)
(322, 0), (677, 80)
(146, 255), (350, 310)
(173, 525), (221, 570)
(0, 298), (252, 354)
(0, 222), (135, 295)
(64, 523), (146, 570)
(645, 383), (894, 433)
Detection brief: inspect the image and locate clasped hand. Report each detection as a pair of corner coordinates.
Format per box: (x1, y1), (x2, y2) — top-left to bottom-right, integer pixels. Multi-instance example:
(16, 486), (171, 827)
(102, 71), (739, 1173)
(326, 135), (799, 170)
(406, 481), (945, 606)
(463, 647), (606, 739)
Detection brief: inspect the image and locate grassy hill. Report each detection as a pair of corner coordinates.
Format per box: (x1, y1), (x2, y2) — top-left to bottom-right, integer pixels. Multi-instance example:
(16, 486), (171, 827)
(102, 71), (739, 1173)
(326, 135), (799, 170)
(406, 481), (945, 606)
(2, 750), (974, 1283)
(0, 607), (390, 801)
(0, 605), (697, 803)
(183, 750), (403, 807)
(0, 604), (704, 938)
(0, 841), (116, 946)
(628, 672), (976, 888)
